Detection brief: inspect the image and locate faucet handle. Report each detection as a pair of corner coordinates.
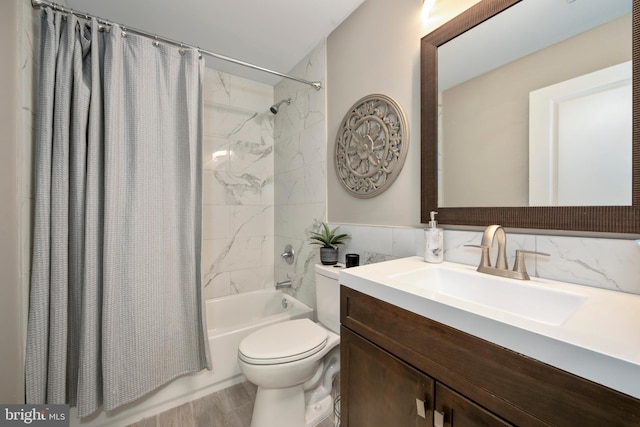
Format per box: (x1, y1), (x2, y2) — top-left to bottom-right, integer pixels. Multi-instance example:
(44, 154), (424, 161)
(280, 244), (295, 265)
(464, 244), (491, 268)
(513, 250), (550, 280)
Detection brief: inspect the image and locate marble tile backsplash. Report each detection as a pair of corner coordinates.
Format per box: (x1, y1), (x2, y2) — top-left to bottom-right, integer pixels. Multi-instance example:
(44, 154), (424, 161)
(329, 223), (640, 295)
(535, 236), (640, 293)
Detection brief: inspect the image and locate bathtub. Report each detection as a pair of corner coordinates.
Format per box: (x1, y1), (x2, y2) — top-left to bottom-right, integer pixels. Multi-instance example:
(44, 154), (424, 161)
(71, 289), (313, 426)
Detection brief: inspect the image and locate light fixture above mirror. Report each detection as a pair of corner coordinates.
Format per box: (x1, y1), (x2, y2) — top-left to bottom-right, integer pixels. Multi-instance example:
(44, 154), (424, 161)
(421, 0), (437, 27)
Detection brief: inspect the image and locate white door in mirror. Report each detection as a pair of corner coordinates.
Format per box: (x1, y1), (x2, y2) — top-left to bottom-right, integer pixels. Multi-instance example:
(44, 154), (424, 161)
(529, 61), (632, 206)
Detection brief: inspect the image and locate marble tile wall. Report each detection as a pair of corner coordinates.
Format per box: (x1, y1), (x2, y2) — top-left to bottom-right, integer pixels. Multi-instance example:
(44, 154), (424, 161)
(201, 69), (276, 298)
(330, 223), (640, 295)
(273, 42), (328, 309)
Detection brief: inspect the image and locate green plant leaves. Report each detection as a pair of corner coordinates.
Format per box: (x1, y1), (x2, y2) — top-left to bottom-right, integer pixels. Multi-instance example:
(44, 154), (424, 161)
(310, 223), (350, 249)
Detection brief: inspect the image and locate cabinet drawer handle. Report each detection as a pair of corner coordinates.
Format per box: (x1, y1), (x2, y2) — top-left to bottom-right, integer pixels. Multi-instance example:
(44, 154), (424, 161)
(416, 398), (427, 419)
(434, 410), (445, 427)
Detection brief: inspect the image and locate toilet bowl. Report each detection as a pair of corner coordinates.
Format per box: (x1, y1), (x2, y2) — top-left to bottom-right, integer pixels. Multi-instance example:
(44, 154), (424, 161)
(238, 264), (341, 427)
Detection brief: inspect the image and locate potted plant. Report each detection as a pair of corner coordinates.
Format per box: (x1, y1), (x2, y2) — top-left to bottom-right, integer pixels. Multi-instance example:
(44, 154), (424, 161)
(310, 223), (350, 265)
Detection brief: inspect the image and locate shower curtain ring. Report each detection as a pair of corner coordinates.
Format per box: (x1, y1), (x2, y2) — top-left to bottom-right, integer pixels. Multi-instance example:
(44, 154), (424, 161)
(152, 36), (160, 47)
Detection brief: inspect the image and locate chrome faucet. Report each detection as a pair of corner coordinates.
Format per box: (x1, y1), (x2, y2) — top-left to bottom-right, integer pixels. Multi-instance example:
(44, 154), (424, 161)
(275, 280), (292, 290)
(466, 225), (549, 280)
(280, 244), (295, 265)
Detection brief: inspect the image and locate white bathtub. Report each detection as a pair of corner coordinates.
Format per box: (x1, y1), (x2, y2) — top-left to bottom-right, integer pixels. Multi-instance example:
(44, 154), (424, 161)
(72, 289), (313, 426)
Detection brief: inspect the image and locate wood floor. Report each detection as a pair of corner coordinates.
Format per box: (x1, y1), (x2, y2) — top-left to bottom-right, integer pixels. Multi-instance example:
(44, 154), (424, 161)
(126, 381), (336, 427)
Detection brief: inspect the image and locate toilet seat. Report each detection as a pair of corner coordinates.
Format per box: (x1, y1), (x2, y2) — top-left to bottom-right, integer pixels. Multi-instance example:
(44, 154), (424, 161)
(239, 318), (328, 365)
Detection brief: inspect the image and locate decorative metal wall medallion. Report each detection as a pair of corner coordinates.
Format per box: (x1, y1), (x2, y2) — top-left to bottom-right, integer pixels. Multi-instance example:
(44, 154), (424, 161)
(335, 94), (409, 198)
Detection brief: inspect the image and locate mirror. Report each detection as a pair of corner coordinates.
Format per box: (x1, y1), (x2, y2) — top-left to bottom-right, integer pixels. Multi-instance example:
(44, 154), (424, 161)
(420, 0), (639, 233)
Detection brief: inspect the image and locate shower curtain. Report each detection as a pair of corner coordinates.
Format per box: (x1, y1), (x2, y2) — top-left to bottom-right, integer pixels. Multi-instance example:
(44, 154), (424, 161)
(26, 9), (211, 417)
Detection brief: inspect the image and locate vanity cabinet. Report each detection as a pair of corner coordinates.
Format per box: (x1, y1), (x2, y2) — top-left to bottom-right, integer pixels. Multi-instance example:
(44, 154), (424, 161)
(434, 382), (513, 427)
(343, 327), (512, 426)
(340, 286), (640, 427)
(342, 328), (434, 426)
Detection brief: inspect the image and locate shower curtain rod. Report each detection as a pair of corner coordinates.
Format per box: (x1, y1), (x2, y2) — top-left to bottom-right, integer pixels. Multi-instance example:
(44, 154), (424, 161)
(30, 0), (323, 91)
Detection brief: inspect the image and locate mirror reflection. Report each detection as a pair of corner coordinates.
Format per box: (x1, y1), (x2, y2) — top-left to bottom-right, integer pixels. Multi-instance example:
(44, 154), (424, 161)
(437, 0), (632, 207)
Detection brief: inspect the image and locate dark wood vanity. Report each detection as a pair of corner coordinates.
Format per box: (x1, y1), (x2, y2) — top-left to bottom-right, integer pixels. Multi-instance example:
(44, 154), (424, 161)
(340, 286), (640, 426)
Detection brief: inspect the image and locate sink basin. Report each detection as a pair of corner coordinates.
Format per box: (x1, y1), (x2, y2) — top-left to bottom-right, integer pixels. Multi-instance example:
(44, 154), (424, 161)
(340, 257), (640, 400)
(389, 265), (586, 326)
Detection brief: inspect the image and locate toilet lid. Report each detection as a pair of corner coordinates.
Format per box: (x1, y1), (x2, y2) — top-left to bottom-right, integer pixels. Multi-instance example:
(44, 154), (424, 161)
(238, 318), (328, 365)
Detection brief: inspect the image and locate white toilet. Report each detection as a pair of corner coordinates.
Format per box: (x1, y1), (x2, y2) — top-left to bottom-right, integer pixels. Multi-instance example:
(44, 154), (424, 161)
(238, 264), (341, 427)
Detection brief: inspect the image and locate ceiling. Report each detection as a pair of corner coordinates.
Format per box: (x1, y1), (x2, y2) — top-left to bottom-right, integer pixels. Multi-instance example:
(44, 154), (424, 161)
(64, 0), (366, 86)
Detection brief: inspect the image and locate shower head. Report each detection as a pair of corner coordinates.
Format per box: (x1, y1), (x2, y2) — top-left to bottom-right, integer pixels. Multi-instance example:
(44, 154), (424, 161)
(270, 98), (291, 114)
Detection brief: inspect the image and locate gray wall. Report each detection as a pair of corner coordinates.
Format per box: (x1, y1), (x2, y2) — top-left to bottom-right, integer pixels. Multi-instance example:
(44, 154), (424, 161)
(326, 0), (480, 227)
(0, 0), (24, 403)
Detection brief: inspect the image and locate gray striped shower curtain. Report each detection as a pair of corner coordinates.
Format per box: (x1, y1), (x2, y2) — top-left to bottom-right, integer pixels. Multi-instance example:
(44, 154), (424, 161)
(26, 9), (211, 417)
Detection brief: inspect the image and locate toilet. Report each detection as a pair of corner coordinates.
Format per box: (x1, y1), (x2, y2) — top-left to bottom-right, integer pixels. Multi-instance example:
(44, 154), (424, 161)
(238, 264), (341, 427)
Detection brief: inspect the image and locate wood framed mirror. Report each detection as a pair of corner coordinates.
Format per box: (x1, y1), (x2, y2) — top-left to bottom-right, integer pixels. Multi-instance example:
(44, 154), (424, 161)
(420, 0), (639, 233)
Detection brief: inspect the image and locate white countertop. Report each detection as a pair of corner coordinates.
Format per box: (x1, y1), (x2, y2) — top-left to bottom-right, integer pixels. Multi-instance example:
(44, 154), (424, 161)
(339, 256), (640, 399)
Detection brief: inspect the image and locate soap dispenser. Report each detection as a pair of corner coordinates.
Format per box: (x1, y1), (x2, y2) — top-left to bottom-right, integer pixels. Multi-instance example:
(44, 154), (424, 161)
(424, 211), (443, 263)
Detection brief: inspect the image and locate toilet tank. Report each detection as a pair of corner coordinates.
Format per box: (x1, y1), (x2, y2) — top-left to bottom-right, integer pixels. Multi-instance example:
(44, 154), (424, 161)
(314, 264), (341, 334)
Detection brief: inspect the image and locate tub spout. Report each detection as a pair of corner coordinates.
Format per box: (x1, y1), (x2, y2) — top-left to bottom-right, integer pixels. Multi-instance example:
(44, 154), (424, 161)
(276, 280), (292, 290)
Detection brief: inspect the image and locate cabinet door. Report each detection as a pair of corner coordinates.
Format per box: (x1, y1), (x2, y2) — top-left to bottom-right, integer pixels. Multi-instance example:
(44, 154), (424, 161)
(341, 327), (434, 427)
(434, 382), (513, 427)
